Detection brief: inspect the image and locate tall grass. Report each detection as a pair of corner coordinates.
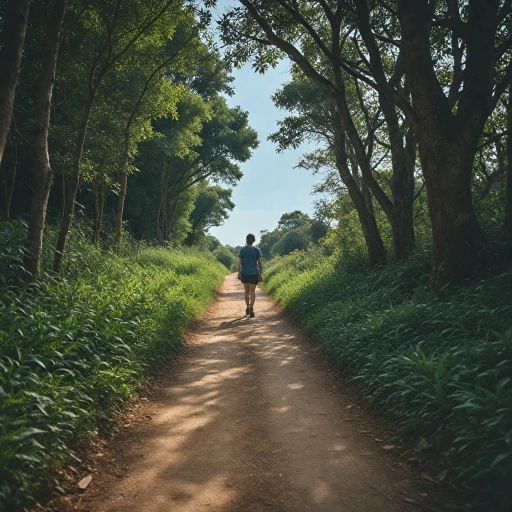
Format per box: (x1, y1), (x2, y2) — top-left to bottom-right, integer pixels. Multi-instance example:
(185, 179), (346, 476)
(0, 221), (227, 509)
(264, 245), (512, 509)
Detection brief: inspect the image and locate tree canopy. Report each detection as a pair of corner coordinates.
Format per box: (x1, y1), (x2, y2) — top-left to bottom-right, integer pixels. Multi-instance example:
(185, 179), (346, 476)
(0, 0), (258, 277)
(217, 0), (512, 289)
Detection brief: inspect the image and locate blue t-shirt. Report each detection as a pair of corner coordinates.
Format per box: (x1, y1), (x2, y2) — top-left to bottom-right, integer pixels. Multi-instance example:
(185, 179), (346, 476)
(238, 246), (262, 275)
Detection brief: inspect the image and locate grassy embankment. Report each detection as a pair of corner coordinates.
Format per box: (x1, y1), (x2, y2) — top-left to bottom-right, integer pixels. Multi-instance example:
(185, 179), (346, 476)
(263, 243), (512, 508)
(0, 221), (227, 508)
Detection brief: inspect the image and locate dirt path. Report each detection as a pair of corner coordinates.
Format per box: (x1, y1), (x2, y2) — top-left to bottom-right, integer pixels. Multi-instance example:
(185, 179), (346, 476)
(60, 275), (439, 512)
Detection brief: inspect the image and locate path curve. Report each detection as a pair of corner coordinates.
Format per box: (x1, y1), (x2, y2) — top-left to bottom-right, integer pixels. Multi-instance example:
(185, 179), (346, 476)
(62, 275), (433, 511)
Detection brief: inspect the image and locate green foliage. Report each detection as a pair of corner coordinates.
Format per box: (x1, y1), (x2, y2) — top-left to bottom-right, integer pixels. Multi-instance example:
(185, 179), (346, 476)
(0, 222), (226, 509)
(263, 247), (512, 508)
(212, 245), (236, 270)
(128, 92), (258, 242)
(257, 229), (282, 259)
(277, 210), (310, 230)
(259, 210), (328, 259)
(4, 3), (246, 262)
(0, 221), (27, 286)
(186, 183), (235, 245)
(272, 229), (307, 256)
(309, 219), (328, 244)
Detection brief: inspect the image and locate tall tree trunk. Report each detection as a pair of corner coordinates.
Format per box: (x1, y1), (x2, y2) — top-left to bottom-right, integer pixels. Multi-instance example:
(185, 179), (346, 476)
(1, 142), (17, 220)
(356, 0), (416, 261)
(114, 122), (134, 252)
(0, 0), (30, 168)
(91, 180), (105, 246)
(387, 128), (416, 261)
(166, 196), (180, 243)
(53, 90), (96, 274)
(334, 92), (388, 265)
(347, 177), (387, 266)
(505, 88), (512, 234)
(114, 169), (128, 251)
(24, 0), (68, 281)
(334, 68), (412, 266)
(362, 179), (374, 216)
(419, 133), (486, 290)
(333, 123), (386, 266)
(156, 164), (169, 241)
(398, 0), (497, 289)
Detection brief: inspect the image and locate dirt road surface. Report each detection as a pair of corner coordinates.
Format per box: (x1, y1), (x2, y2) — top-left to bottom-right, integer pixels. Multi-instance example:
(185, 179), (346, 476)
(61, 275), (438, 512)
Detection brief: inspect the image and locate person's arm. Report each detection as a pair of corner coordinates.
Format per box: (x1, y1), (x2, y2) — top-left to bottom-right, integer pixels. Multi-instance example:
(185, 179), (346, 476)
(257, 257), (262, 278)
(237, 258), (242, 279)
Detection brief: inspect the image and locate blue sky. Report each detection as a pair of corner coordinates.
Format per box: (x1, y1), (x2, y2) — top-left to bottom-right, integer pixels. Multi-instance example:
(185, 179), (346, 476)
(208, 3), (321, 247)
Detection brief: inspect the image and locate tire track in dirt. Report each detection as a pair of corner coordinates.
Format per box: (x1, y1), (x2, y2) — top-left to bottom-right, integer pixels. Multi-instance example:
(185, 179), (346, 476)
(57, 274), (437, 512)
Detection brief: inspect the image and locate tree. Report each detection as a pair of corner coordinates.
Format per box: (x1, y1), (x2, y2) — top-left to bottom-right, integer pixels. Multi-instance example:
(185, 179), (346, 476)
(53, 0), (184, 273)
(273, 229), (307, 256)
(310, 219), (328, 244)
(0, 0), (30, 169)
(277, 210), (309, 230)
(24, 0), (69, 280)
(258, 228), (281, 259)
(152, 94), (257, 241)
(212, 245), (235, 269)
(395, 0), (511, 288)
(219, 1), (416, 264)
(186, 183), (234, 245)
(269, 76), (387, 265)
(112, 12), (201, 250)
(506, 87), (512, 234)
(147, 90), (212, 240)
(219, 0), (512, 288)
(257, 210), (326, 258)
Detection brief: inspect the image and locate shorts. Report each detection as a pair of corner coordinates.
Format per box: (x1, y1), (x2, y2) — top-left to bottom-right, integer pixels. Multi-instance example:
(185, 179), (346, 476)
(241, 274), (259, 285)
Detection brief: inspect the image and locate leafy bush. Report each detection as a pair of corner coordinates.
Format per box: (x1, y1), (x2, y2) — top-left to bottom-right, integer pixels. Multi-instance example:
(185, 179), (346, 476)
(309, 220), (328, 244)
(272, 229), (308, 256)
(259, 211), (328, 259)
(263, 246), (512, 509)
(0, 222), (226, 509)
(213, 245), (236, 270)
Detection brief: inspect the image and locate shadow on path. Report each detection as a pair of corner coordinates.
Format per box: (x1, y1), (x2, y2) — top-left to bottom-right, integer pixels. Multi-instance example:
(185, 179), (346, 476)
(76, 276), (431, 512)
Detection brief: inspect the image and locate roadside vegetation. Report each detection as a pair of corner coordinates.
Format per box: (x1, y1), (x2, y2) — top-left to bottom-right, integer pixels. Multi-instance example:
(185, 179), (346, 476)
(263, 221), (512, 508)
(0, 220), (227, 508)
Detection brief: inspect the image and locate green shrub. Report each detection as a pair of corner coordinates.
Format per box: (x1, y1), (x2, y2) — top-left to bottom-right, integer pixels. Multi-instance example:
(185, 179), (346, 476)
(272, 229), (308, 256)
(0, 222), (227, 509)
(309, 220), (328, 244)
(263, 245), (512, 509)
(212, 245), (236, 270)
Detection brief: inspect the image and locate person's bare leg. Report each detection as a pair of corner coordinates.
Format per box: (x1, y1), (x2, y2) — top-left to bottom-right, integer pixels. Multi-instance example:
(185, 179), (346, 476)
(243, 283), (251, 308)
(250, 284), (256, 308)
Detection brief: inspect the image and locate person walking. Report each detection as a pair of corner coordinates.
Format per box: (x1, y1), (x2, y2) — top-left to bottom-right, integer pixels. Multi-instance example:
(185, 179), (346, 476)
(237, 233), (262, 318)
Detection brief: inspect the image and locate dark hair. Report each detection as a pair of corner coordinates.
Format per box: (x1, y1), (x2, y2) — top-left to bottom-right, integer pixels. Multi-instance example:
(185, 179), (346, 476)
(246, 233), (256, 245)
